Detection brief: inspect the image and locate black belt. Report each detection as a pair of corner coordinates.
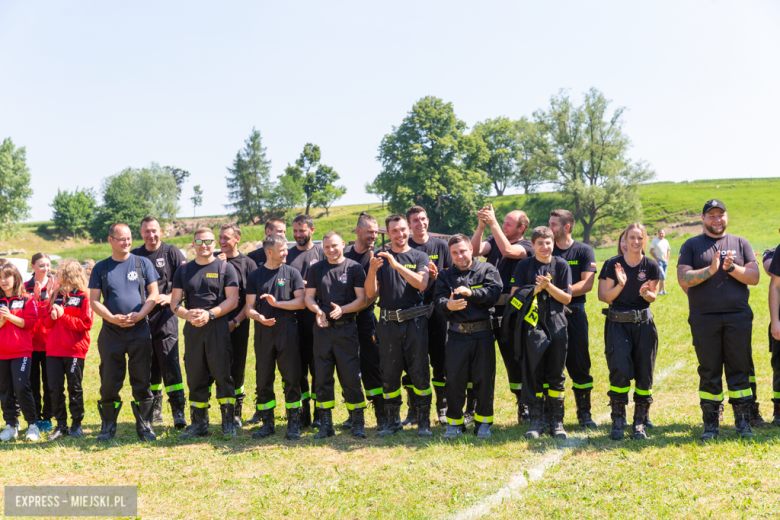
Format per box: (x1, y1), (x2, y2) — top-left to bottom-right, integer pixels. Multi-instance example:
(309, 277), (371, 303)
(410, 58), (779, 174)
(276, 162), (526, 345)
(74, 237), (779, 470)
(565, 305), (583, 315)
(448, 319), (495, 334)
(380, 305), (429, 322)
(602, 308), (652, 323)
(327, 315), (357, 327)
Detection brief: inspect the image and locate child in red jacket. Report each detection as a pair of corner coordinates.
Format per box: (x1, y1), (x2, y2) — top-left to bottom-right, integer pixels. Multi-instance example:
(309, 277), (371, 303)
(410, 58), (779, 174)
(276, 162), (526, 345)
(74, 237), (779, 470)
(42, 259), (93, 440)
(0, 262), (40, 442)
(25, 252), (55, 432)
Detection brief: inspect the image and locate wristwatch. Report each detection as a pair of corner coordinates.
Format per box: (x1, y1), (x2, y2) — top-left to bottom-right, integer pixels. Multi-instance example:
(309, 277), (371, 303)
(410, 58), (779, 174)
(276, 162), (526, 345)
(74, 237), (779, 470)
(727, 265), (736, 273)
(208, 310), (216, 321)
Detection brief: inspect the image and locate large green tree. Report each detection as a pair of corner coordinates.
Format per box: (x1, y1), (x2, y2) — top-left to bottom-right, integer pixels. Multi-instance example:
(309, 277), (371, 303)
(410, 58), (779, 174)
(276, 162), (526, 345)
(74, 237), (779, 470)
(225, 128), (273, 224)
(164, 166), (190, 196)
(284, 143), (342, 215)
(271, 173), (305, 218)
(470, 116), (522, 196)
(373, 96), (490, 234)
(534, 88), (655, 244)
(51, 188), (97, 238)
(0, 138), (33, 238)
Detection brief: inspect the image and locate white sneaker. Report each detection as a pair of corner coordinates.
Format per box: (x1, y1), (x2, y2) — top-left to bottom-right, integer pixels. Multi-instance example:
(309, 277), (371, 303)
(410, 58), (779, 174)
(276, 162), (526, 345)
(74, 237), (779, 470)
(1, 424), (19, 441)
(26, 424), (41, 442)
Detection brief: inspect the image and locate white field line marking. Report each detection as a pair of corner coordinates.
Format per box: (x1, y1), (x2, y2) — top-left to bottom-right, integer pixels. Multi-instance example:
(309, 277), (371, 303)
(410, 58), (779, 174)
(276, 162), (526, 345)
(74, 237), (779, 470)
(450, 359), (685, 520)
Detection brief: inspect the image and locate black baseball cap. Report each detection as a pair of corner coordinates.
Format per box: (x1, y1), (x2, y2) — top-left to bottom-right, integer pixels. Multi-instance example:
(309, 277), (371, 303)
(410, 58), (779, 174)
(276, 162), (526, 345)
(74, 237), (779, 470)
(702, 199), (726, 215)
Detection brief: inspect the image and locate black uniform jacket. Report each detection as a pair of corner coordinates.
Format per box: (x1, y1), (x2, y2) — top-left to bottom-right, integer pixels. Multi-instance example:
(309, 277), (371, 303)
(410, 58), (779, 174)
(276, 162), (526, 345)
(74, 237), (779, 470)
(433, 260), (502, 324)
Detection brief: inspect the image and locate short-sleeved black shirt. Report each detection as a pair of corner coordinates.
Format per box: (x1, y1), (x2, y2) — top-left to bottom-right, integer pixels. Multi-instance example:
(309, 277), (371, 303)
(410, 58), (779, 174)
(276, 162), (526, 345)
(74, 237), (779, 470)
(306, 259), (367, 320)
(598, 256), (619, 281)
(246, 263), (304, 320)
(247, 247), (267, 266)
(763, 247), (776, 266)
(603, 255), (660, 311)
(678, 233), (756, 315)
(131, 243), (187, 314)
(484, 235), (534, 295)
(553, 240), (597, 305)
(344, 245), (379, 314)
(287, 244), (325, 282)
(511, 257), (572, 315)
(409, 236), (453, 304)
(88, 255), (160, 316)
(214, 252), (258, 320)
(375, 248), (429, 310)
(172, 259), (239, 311)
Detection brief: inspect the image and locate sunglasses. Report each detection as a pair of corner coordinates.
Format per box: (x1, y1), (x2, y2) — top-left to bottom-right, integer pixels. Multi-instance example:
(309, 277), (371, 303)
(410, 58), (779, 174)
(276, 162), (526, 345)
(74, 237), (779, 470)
(194, 239), (215, 246)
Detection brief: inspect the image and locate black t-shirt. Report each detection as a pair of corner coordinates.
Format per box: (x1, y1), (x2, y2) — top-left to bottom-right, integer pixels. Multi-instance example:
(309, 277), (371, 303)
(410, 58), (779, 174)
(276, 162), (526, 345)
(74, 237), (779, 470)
(484, 235), (534, 295)
(409, 236), (453, 304)
(305, 259), (367, 320)
(131, 243), (187, 314)
(678, 233), (756, 315)
(553, 240), (596, 305)
(246, 263), (304, 320)
(88, 255), (160, 315)
(247, 247), (267, 266)
(603, 255), (660, 311)
(172, 259), (239, 311)
(511, 257), (572, 315)
(344, 245), (380, 315)
(214, 252), (258, 320)
(375, 248), (429, 310)
(287, 244), (325, 282)
(763, 248), (775, 266)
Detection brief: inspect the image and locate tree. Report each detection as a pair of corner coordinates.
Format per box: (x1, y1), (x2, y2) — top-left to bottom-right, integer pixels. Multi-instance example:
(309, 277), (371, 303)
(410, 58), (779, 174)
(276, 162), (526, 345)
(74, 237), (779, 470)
(365, 180), (385, 209)
(534, 88), (655, 244)
(191, 185), (203, 218)
(270, 173), (305, 218)
(0, 138), (33, 238)
(225, 128), (273, 224)
(373, 96), (491, 234)
(50, 188), (96, 238)
(313, 183), (346, 217)
(284, 143), (342, 215)
(515, 118), (553, 195)
(164, 166), (190, 196)
(470, 116), (522, 196)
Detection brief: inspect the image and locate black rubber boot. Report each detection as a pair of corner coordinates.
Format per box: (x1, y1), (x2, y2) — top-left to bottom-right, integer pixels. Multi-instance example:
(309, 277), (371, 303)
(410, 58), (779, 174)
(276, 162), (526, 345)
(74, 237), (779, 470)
(548, 397), (567, 439)
(701, 403), (719, 441)
(464, 387), (475, 427)
(314, 408), (335, 439)
(179, 406), (210, 439)
(286, 408), (301, 440)
(515, 394), (529, 425)
(220, 403), (236, 438)
(234, 396), (244, 429)
(131, 400), (157, 442)
(475, 422), (492, 439)
(402, 389), (418, 426)
(300, 400), (312, 428)
(312, 406), (321, 429)
(378, 404), (403, 437)
(96, 401), (122, 442)
(633, 402), (650, 440)
(252, 410), (275, 439)
(609, 400), (627, 441)
(246, 408), (263, 425)
(170, 397), (187, 430)
(49, 423), (69, 441)
(152, 392), (164, 424)
(773, 401), (780, 427)
(340, 409), (354, 430)
(525, 400), (544, 439)
(372, 396), (386, 432)
(351, 408), (367, 439)
(542, 397), (552, 434)
(749, 401), (770, 428)
(416, 395), (433, 438)
(573, 390), (598, 429)
(434, 385), (448, 426)
(732, 402), (754, 439)
(443, 423), (464, 439)
(69, 421), (83, 439)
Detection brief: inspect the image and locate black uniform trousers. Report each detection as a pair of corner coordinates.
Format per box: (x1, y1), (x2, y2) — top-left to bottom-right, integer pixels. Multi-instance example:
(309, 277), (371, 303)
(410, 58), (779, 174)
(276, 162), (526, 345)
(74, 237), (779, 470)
(314, 320), (366, 410)
(444, 329), (496, 425)
(46, 356), (85, 426)
(689, 310), (753, 405)
(98, 321), (154, 405)
(183, 317), (236, 407)
(297, 310), (317, 404)
(605, 317), (658, 404)
(0, 357), (37, 426)
(255, 317), (302, 410)
(30, 350), (52, 422)
(565, 304), (593, 393)
(494, 304), (524, 396)
(522, 313), (568, 406)
(376, 316), (431, 406)
(148, 308), (185, 399)
(229, 318), (251, 399)
(769, 327), (780, 403)
(428, 309), (448, 398)
(356, 309), (384, 399)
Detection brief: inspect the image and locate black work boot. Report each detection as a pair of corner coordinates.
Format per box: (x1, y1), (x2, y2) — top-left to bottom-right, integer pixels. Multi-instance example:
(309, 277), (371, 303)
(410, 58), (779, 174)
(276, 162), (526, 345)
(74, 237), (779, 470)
(434, 386), (448, 426)
(340, 409), (354, 430)
(402, 388), (418, 426)
(312, 407), (321, 429)
(220, 403), (236, 438)
(152, 392), (164, 424)
(573, 390), (598, 429)
(416, 395), (433, 438)
(515, 394), (529, 425)
(69, 421), (83, 439)
(300, 400), (312, 428)
(443, 423), (464, 439)
(179, 406), (210, 439)
(169, 396), (187, 430)
(548, 397), (567, 439)
(525, 400), (544, 439)
(633, 402), (650, 440)
(732, 402), (754, 439)
(749, 401), (770, 428)
(49, 423), (69, 441)
(246, 408), (263, 425)
(372, 396), (386, 432)
(378, 404), (403, 437)
(314, 408), (335, 439)
(475, 422), (492, 439)
(131, 400), (157, 442)
(252, 410), (275, 439)
(700, 403), (720, 441)
(286, 408), (301, 440)
(464, 387), (475, 427)
(96, 401), (122, 442)
(234, 396), (244, 429)
(609, 400), (627, 441)
(773, 400), (780, 427)
(351, 408), (367, 439)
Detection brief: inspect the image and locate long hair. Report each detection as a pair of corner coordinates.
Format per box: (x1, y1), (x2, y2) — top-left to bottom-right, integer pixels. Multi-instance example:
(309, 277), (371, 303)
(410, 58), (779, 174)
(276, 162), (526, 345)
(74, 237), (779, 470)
(622, 222), (649, 255)
(50, 259), (88, 302)
(0, 263), (25, 297)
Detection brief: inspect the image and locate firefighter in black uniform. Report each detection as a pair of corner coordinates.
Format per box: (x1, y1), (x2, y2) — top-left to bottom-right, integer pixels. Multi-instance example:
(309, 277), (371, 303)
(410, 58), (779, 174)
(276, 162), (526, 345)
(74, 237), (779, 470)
(131, 216), (188, 429)
(764, 245), (780, 426)
(245, 234), (306, 440)
(171, 227), (240, 439)
(407, 205), (453, 426)
(247, 218), (286, 266)
(678, 199), (761, 440)
(305, 231), (369, 439)
(216, 223), (258, 428)
(548, 209), (598, 429)
(472, 204), (533, 424)
(434, 234), (502, 439)
(598, 223), (660, 440)
(88, 223), (159, 442)
(366, 214), (432, 437)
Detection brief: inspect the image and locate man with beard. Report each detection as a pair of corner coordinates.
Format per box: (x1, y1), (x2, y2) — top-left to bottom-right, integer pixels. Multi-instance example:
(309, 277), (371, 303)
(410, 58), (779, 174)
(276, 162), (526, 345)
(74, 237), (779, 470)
(286, 215), (325, 428)
(407, 205), (453, 425)
(678, 199), (760, 440)
(247, 218), (286, 266)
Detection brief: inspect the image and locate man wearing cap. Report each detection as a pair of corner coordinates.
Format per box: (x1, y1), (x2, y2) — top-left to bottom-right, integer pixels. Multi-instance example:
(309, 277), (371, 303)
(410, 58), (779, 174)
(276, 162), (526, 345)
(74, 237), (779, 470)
(678, 199), (760, 440)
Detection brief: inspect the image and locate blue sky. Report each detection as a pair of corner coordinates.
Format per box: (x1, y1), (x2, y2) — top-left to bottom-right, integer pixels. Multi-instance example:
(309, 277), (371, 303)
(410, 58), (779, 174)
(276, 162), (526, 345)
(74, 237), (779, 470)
(1, 1), (778, 221)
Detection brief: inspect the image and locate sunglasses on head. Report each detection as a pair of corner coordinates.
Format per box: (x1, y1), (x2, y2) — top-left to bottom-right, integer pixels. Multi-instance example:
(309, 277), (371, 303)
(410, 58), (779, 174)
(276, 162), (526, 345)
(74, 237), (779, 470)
(194, 239), (215, 246)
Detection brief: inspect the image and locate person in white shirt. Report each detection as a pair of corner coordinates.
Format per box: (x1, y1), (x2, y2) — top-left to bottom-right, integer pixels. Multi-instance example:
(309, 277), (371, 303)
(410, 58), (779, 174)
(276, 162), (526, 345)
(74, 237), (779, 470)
(650, 229), (671, 295)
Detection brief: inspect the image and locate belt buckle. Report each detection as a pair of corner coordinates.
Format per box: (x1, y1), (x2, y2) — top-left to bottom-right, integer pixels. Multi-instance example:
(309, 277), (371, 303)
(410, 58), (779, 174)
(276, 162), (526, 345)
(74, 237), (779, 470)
(459, 323), (472, 334)
(380, 309), (387, 322)
(396, 309), (404, 323)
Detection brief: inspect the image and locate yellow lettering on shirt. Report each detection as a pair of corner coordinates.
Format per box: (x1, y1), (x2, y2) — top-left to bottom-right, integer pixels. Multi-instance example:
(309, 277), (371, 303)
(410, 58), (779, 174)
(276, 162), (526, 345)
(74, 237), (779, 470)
(206, 273), (219, 279)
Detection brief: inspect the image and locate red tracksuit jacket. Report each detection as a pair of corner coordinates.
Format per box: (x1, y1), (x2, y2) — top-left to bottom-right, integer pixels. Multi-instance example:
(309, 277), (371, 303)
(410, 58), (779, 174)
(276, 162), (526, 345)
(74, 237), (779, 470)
(41, 291), (93, 359)
(0, 294), (38, 360)
(25, 278), (51, 352)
